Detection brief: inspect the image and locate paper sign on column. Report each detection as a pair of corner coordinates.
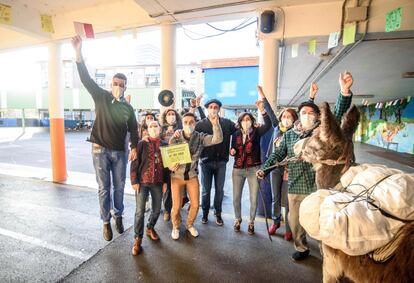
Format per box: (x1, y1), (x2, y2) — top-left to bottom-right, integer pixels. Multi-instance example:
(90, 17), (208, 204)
(0, 3), (11, 24)
(41, 14), (54, 33)
(291, 43), (299, 58)
(160, 143), (192, 168)
(343, 23), (356, 45)
(328, 31), (340, 49)
(385, 7), (402, 32)
(74, 21), (95, 38)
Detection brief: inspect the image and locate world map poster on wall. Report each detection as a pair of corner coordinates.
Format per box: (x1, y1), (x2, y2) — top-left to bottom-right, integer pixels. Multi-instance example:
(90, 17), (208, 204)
(356, 96), (414, 155)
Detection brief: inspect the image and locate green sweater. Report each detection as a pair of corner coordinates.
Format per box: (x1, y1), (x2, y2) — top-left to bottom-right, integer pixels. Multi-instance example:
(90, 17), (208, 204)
(262, 92), (352, 195)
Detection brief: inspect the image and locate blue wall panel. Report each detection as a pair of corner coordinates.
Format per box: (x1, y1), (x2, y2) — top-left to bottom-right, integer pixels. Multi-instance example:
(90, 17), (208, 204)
(204, 66), (259, 106)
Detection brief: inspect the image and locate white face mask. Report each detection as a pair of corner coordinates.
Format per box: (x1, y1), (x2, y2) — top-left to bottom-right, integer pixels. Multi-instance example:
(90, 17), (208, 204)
(208, 108), (219, 117)
(282, 118), (293, 128)
(183, 125), (195, 136)
(148, 127), (160, 138)
(241, 120), (252, 131)
(112, 85), (125, 101)
(300, 114), (316, 129)
(166, 115), (176, 125)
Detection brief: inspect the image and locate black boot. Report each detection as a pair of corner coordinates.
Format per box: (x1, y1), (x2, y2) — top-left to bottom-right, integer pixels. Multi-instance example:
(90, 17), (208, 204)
(115, 216), (124, 234)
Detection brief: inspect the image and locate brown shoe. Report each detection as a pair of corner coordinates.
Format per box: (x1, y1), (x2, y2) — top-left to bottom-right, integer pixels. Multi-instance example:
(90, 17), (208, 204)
(132, 237), (142, 256)
(146, 227), (160, 241)
(103, 223), (113, 241)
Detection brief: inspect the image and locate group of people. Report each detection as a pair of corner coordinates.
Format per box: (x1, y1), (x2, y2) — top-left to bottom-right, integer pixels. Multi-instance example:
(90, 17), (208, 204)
(72, 35), (355, 261)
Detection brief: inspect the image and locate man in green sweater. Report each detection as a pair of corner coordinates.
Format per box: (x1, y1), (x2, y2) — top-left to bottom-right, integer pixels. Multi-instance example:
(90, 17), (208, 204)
(72, 35), (138, 241)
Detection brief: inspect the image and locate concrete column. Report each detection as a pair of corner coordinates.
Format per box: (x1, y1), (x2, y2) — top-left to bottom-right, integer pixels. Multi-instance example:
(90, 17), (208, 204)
(258, 38), (279, 117)
(48, 42), (67, 182)
(160, 24), (176, 109)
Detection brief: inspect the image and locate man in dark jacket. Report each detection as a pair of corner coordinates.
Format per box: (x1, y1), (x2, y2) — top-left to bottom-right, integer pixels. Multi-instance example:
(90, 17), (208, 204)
(72, 35), (138, 242)
(195, 99), (237, 225)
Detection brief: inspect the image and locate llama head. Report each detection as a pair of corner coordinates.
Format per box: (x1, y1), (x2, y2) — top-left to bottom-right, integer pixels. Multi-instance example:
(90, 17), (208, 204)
(296, 102), (360, 189)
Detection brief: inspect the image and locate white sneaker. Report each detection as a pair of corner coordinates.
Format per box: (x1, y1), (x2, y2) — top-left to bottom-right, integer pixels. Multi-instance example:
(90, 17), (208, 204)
(187, 226), (199, 237)
(171, 228), (180, 240)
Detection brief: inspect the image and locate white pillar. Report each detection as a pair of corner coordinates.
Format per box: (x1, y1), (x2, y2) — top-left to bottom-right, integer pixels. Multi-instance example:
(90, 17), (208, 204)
(258, 39), (279, 120)
(48, 42), (67, 182)
(160, 24), (176, 109)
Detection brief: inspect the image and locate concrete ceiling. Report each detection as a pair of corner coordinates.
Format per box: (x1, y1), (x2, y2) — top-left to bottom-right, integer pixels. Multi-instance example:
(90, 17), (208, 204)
(0, 0), (341, 50)
(1, 0), (413, 107)
(278, 33), (414, 107)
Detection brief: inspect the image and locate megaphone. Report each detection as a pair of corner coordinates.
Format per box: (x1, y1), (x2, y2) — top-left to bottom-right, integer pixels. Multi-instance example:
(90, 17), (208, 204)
(158, 89), (174, 107)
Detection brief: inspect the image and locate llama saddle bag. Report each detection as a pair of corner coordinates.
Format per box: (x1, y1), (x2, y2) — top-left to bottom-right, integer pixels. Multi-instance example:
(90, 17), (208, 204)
(299, 164), (414, 256)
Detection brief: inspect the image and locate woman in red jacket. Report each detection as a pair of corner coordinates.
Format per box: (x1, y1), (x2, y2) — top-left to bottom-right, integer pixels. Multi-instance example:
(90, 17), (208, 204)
(230, 101), (271, 235)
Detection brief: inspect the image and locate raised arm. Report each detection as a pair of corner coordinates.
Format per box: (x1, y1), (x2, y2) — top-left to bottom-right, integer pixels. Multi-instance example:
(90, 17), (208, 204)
(255, 99), (272, 136)
(201, 115), (223, 146)
(334, 72), (354, 121)
(71, 36), (105, 101)
(258, 85), (278, 127)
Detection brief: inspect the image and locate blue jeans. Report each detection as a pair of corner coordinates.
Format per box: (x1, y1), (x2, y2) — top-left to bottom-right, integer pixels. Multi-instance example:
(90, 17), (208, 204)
(200, 160), (227, 215)
(271, 168), (290, 232)
(134, 185), (162, 238)
(92, 144), (127, 223)
(232, 166), (260, 223)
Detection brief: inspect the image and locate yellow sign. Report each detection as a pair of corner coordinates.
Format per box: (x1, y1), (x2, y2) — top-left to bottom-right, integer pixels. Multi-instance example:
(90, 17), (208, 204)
(160, 143), (192, 168)
(41, 14), (54, 33)
(0, 3), (12, 24)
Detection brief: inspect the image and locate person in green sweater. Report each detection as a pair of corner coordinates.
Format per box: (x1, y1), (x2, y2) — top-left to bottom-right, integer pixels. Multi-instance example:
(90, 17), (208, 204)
(257, 71), (354, 261)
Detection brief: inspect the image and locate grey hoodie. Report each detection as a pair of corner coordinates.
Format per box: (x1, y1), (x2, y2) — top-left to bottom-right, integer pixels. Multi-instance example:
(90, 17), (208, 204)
(169, 123), (223, 180)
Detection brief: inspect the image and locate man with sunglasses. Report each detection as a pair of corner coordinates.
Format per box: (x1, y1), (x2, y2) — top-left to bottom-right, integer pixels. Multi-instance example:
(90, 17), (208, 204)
(72, 35), (138, 241)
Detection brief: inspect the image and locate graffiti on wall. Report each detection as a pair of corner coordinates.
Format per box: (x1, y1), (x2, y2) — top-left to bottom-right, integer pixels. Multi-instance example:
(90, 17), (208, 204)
(355, 96), (413, 154)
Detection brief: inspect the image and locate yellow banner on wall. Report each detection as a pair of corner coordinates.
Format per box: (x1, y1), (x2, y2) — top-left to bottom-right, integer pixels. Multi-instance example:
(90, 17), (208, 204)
(41, 14), (54, 33)
(160, 143), (192, 168)
(0, 3), (12, 24)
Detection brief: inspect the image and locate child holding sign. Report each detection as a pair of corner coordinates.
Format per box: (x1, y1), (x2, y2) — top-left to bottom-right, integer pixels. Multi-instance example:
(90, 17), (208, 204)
(168, 112), (223, 240)
(130, 121), (168, 256)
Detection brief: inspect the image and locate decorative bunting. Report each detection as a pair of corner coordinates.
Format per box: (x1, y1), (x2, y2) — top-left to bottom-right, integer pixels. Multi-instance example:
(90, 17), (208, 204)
(40, 14), (54, 33)
(343, 23), (356, 46)
(291, 43), (299, 58)
(0, 3), (11, 24)
(308, 39), (316, 55)
(385, 7), (402, 32)
(328, 31), (340, 49)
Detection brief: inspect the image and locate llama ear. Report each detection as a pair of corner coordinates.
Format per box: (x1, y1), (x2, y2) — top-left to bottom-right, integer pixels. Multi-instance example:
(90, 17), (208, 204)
(340, 104), (360, 139)
(319, 102), (343, 143)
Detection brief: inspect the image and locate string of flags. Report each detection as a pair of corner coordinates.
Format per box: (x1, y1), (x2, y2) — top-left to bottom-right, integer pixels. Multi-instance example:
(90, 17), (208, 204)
(290, 6), (404, 58)
(364, 97), (412, 109)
